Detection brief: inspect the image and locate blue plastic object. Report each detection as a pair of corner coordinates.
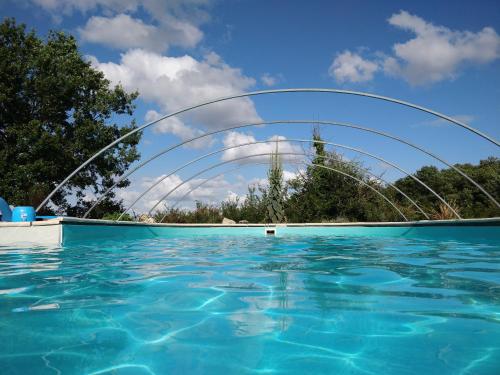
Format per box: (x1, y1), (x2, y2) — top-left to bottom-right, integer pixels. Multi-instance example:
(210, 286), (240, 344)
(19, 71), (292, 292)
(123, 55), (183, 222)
(11, 206), (36, 222)
(0, 197), (12, 222)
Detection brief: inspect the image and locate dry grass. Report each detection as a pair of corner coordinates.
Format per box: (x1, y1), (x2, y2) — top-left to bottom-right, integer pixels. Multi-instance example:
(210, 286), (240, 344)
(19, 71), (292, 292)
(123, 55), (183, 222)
(431, 200), (461, 220)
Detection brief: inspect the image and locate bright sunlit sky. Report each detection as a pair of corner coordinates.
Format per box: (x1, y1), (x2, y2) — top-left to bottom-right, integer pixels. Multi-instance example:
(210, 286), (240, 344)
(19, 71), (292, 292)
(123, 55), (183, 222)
(2, 0), (500, 212)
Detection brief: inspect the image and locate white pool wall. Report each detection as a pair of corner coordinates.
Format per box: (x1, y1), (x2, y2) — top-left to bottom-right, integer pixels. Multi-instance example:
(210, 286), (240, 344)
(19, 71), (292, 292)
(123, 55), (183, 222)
(2, 217), (498, 246)
(0, 219), (62, 246)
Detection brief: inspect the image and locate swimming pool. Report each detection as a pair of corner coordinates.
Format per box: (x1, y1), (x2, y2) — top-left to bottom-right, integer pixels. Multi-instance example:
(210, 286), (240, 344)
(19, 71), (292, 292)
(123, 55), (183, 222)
(1, 230), (499, 374)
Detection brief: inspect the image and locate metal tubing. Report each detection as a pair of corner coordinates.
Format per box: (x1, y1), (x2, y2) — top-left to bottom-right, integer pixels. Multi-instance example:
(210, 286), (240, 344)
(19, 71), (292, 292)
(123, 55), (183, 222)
(149, 152), (408, 223)
(168, 167), (262, 211)
(309, 162), (409, 221)
(160, 159), (410, 223)
(317, 156), (430, 219)
(84, 119), (497, 219)
(166, 155), (430, 220)
(167, 162), (300, 211)
(38, 88), (499, 213)
(116, 139), (425, 219)
(121, 138), (454, 219)
(137, 139), (450, 220)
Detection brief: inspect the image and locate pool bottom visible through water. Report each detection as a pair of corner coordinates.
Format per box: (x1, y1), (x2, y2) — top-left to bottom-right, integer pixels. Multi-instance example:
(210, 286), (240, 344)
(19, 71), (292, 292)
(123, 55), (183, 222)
(0, 234), (499, 374)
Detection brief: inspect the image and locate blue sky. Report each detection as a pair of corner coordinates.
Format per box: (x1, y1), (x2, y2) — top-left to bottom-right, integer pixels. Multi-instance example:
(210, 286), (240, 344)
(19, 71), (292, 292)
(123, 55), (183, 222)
(2, 0), (499, 212)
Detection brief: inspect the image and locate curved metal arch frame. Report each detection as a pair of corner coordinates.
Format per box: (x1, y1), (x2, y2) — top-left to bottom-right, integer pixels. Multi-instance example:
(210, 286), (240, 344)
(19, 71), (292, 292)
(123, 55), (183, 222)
(160, 158), (408, 224)
(307, 162), (410, 221)
(125, 138), (458, 219)
(165, 154), (431, 220)
(167, 161), (300, 211)
(38, 88), (499, 213)
(148, 152), (409, 223)
(125, 138), (456, 221)
(83, 119), (497, 219)
(306, 154), (430, 218)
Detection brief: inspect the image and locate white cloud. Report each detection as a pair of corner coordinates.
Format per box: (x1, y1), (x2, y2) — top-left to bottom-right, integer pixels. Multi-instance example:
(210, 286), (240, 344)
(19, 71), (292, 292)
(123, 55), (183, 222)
(117, 172), (235, 212)
(384, 11), (500, 85)
(33, 0), (139, 14)
(328, 11), (500, 86)
(171, 175), (232, 206)
(115, 189), (141, 208)
(246, 169), (303, 190)
(221, 131), (304, 164)
(448, 114), (475, 124)
(247, 176), (268, 188)
(79, 14), (167, 51)
(144, 110), (214, 149)
(329, 50), (379, 83)
(32, 0), (210, 20)
(135, 174), (199, 211)
(90, 49), (261, 135)
(34, 0), (207, 50)
(411, 113), (475, 128)
(283, 169), (301, 182)
(224, 190), (241, 202)
(118, 164), (304, 214)
(260, 73), (282, 87)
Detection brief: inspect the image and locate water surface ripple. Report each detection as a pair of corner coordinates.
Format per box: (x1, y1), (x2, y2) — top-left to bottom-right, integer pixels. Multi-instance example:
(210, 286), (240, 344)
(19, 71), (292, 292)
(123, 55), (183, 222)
(0, 235), (499, 374)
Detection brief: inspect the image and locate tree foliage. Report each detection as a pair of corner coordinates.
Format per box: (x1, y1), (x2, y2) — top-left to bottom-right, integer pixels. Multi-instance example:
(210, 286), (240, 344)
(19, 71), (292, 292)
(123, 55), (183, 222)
(266, 142), (286, 223)
(0, 18), (141, 215)
(153, 187), (268, 224)
(285, 127), (399, 222)
(151, 128), (499, 223)
(151, 155), (499, 223)
(392, 157), (500, 218)
(154, 201), (223, 224)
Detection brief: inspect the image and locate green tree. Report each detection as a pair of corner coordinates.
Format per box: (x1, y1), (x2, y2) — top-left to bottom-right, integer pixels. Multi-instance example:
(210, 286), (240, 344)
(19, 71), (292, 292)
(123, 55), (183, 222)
(240, 185), (267, 223)
(286, 127), (399, 222)
(393, 157), (500, 218)
(154, 202), (222, 224)
(0, 18), (140, 215)
(266, 141), (286, 223)
(221, 195), (242, 222)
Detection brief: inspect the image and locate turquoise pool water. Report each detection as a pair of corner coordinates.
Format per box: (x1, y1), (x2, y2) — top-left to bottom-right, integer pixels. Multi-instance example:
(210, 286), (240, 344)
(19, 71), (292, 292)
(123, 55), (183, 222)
(1, 233), (499, 374)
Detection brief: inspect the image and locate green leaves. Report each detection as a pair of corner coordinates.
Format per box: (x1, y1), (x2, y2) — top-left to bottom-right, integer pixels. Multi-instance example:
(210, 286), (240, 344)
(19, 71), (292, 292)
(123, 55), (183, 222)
(0, 18), (140, 214)
(394, 157), (500, 218)
(285, 129), (400, 222)
(266, 142), (286, 223)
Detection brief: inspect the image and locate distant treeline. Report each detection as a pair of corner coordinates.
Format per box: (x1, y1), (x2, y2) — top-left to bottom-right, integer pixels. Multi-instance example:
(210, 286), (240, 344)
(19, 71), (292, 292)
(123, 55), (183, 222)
(142, 134), (499, 223)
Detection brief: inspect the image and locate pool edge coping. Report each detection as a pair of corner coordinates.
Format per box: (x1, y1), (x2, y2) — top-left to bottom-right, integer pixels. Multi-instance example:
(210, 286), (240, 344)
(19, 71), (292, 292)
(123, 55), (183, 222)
(1, 217), (498, 247)
(55, 216), (500, 227)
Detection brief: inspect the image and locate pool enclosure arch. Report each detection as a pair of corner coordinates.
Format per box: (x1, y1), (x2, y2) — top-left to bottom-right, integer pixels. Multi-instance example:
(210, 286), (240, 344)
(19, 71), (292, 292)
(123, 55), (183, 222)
(166, 162), (299, 210)
(142, 151), (409, 222)
(152, 155), (424, 223)
(116, 138), (455, 221)
(82, 119), (499, 220)
(167, 157), (431, 219)
(35, 88), (500, 219)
